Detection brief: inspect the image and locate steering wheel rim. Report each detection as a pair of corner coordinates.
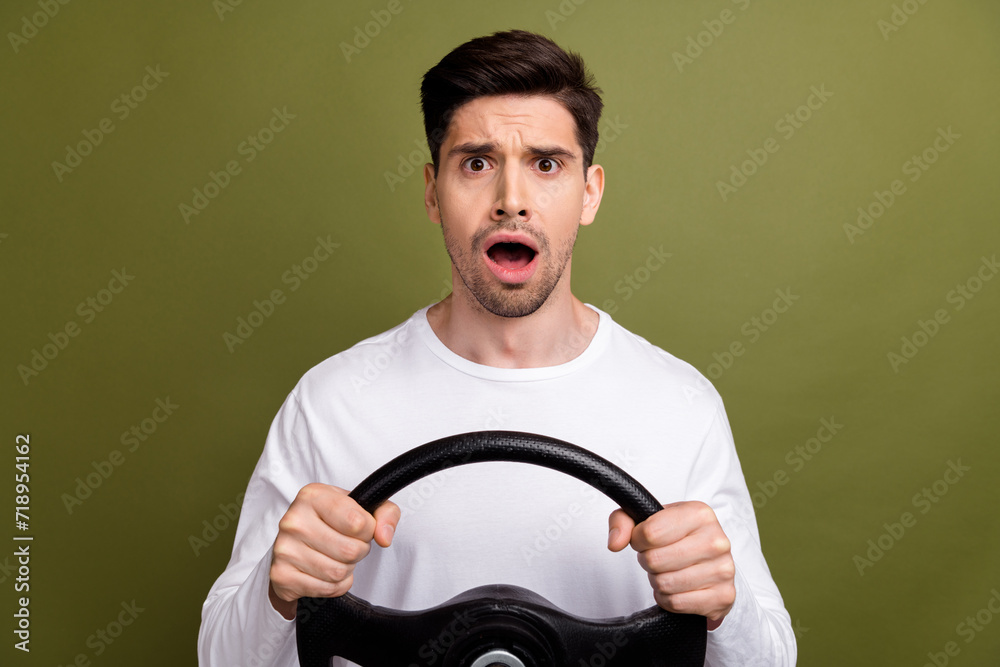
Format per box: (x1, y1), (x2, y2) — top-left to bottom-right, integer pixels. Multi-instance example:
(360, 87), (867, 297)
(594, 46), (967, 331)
(296, 430), (707, 666)
(349, 430), (663, 520)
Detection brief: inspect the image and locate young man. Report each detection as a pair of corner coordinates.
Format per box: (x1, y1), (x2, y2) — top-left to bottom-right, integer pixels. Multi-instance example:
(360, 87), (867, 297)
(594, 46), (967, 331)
(199, 30), (796, 666)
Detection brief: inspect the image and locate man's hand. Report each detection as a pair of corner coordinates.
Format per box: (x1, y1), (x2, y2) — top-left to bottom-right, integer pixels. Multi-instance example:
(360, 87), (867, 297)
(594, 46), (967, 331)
(268, 483), (400, 620)
(608, 501), (735, 629)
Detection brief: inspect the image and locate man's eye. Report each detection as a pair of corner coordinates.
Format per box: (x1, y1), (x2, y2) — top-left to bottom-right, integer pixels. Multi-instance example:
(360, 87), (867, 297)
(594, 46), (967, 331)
(536, 158), (559, 173)
(464, 157), (489, 172)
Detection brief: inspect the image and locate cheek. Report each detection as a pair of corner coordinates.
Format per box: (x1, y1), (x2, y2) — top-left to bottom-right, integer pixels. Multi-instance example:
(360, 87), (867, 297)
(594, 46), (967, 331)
(438, 183), (485, 217)
(541, 187), (585, 226)
(540, 179), (584, 210)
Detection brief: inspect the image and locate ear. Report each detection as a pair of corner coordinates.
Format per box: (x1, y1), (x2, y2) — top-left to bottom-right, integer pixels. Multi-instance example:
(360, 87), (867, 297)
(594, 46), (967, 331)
(423, 163), (441, 225)
(579, 164), (605, 227)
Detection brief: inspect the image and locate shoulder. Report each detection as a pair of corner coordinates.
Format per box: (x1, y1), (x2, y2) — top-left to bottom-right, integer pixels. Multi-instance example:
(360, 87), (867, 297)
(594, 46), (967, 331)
(598, 309), (725, 413)
(291, 309), (424, 402)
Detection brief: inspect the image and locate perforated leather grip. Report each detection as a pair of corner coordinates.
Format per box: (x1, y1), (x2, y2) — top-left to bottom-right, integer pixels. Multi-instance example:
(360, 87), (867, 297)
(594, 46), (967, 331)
(349, 430), (663, 521)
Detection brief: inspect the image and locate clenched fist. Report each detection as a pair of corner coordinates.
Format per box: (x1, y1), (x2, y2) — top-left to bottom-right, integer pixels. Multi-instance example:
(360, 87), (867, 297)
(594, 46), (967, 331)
(268, 483), (400, 619)
(608, 500), (735, 628)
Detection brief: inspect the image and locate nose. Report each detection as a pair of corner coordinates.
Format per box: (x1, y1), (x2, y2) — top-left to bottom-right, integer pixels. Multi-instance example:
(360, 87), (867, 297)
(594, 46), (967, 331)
(492, 165), (531, 222)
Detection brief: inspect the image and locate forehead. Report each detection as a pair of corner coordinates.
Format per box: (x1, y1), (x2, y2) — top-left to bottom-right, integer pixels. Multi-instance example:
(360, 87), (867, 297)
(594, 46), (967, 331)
(444, 94), (580, 153)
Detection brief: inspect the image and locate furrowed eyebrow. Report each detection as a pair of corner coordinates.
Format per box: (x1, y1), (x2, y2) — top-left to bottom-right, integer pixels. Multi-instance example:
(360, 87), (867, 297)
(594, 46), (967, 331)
(445, 142), (578, 163)
(447, 141), (497, 159)
(524, 145), (578, 162)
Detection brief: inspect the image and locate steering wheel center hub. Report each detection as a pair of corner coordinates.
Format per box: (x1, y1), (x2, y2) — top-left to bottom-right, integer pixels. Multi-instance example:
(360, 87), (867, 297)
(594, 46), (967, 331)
(469, 649), (525, 667)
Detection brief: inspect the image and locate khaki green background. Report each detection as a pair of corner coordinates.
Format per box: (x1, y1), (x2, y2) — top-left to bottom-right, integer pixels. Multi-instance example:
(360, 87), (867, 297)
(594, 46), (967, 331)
(2, 0), (998, 665)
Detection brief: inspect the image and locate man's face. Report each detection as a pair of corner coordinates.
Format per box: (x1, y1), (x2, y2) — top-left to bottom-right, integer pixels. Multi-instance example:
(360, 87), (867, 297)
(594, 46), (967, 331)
(423, 94), (604, 318)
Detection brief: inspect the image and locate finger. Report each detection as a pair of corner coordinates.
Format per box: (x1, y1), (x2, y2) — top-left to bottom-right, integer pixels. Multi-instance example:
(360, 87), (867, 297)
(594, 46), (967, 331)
(607, 508), (636, 552)
(373, 500), (401, 548)
(273, 532), (367, 587)
(649, 579), (736, 621)
(635, 530), (731, 575)
(630, 502), (715, 552)
(643, 558), (736, 598)
(271, 557), (355, 600)
(277, 509), (373, 565)
(314, 492), (377, 541)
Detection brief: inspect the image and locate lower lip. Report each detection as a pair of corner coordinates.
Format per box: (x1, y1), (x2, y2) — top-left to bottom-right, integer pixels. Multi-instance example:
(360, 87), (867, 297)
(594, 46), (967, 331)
(484, 251), (539, 284)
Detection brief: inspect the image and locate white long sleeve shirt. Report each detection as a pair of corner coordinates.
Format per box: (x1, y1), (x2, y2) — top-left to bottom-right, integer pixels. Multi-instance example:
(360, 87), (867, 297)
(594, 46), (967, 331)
(198, 305), (796, 666)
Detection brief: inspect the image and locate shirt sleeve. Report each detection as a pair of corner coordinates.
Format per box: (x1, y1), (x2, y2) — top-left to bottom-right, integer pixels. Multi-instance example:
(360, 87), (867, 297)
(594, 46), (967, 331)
(197, 391), (313, 667)
(686, 400), (797, 667)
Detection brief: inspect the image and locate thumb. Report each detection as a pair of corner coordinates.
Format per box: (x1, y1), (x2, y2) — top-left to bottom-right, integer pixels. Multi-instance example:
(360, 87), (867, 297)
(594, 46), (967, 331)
(608, 508), (636, 552)
(372, 500), (401, 548)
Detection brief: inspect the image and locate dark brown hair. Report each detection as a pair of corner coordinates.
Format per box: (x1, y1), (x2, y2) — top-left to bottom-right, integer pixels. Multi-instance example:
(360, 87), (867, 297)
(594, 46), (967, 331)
(420, 30), (604, 175)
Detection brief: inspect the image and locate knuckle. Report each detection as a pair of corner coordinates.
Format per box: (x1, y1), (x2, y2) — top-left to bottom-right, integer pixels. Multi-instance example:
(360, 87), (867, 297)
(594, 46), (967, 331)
(271, 541), (292, 562)
(327, 561), (350, 582)
(318, 580), (341, 598)
(344, 509), (367, 535)
(268, 561), (288, 582)
(666, 594), (692, 614)
(332, 574), (354, 597)
(299, 483), (322, 500)
(277, 515), (300, 536)
(641, 548), (663, 572)
(271, 569), (298, 595)
(638, 521), (661, 545)
(655, 573), (676, 594)
(340, 539), (369, 563)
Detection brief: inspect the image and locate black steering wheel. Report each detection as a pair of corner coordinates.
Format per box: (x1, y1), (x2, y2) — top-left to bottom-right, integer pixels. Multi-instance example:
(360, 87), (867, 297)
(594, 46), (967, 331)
(296, 431), (707, 666)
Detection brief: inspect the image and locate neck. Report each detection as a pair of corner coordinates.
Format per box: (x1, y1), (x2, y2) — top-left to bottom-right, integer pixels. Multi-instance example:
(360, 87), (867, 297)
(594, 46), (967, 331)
(426, 277), (599, 369)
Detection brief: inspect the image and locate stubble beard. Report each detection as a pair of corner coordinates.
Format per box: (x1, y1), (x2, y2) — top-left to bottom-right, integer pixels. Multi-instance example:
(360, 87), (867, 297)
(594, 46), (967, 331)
(440, 216), (577, 318)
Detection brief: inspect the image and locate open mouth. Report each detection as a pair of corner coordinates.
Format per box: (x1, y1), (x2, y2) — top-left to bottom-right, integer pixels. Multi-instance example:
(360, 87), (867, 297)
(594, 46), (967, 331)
(482, 235), (540, 284)
(486, 242), (537, 270)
